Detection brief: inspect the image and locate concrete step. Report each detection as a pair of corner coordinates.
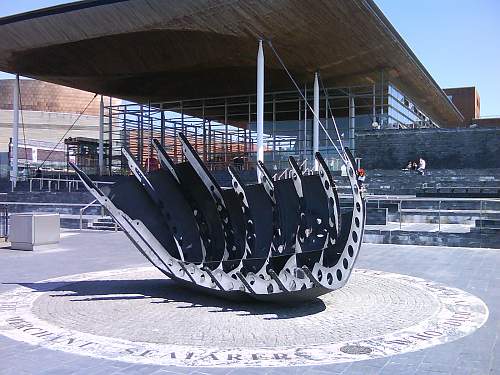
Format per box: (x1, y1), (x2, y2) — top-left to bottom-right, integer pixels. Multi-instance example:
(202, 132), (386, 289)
(363, 229), (500, 249)
(88, 224), (120, 231)
(366, 208), (387, 225)
(474, 219), (500, 229)
(1, 191), (94, 203)
(87, 217), (121, 231)
(469, 227), (500, 234)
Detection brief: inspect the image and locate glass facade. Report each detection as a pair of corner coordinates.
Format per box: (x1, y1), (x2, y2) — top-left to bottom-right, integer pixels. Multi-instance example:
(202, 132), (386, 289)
(386, 84), (437, 129)
(102, 79), (439, 175)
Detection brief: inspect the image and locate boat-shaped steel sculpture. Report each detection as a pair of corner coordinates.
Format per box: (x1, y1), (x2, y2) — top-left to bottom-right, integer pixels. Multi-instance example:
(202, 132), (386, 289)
(70, 133), (365, 302)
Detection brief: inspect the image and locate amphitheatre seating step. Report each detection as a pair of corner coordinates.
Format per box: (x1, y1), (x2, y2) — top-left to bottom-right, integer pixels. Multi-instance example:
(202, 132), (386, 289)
(60, 214), (101, 229)
(363, 220), (500, 248)
(367, 202), (400, 212)
(366, 208), (387, 225)
(363, 230), (499, 248)
(469, 227), (500, 234)
(1, 201), (101, 217)
(394, 209), (500, 225)
(400, 208), (500, 215)
(474, 219), (500, 229)
(362, 168), (500, 196)
(417, 187), (500, 198)
(87, 217), (120, 231)
(1, 191), (93, 203)
(366, 222), (471, 234)
(397, 200), (495, 210)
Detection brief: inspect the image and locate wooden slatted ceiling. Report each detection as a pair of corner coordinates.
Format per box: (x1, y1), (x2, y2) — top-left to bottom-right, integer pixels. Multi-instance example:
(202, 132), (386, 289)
(0, 0), (462, 126)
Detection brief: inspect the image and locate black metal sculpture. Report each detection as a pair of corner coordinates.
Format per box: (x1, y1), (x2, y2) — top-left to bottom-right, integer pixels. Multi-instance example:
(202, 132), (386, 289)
(71, 134), (365, 302)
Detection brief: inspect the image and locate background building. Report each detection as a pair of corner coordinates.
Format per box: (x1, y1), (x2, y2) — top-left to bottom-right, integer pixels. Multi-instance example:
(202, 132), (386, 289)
(0, 79), (118, 177)
(444, 86), (500, 128)
(0, 0), (497, 177)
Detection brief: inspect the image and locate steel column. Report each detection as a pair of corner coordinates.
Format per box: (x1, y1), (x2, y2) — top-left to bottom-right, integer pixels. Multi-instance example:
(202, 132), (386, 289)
(108, 97), (113, 174)
(10, 74), (19, 188)
(160, 107), (165, 147)
(98, 95), (104, 176)
(224, 98), (228, 165)
(208, 120), (212, 164)
(247, 96), (251, 166)
(202, 100), (207, 162)
(304, 83), (307, 161)
(313, 72), (319, 171)
(372, 84), (376, 123)
(349, 92), (356, 153)
(256, 40), (264, 182)
(139, 105), (144, 166)
(298, 97), (301, 158)
(272, 96), (276, 163)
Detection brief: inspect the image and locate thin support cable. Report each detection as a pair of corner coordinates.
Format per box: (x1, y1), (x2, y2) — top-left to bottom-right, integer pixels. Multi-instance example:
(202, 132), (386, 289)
(17, 82), (29, 169)
(266, 40), (347, 163)
(317, 72), (347, 155)
(39, 93), (98, 170)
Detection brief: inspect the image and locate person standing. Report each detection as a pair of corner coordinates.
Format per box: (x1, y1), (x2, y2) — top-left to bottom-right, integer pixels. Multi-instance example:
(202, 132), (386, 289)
(417, 157), (426, 176)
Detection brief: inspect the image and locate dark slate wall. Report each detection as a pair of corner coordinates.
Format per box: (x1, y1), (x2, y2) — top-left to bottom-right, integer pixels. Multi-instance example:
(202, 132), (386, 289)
(355, 127), (500, 170)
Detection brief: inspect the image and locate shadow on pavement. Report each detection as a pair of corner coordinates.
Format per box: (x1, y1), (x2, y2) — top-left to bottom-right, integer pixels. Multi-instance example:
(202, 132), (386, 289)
(4, 278), (327, 319)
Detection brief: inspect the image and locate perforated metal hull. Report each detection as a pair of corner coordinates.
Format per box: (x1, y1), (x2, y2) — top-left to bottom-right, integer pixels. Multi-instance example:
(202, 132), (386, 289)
(71, 134), (365, 302)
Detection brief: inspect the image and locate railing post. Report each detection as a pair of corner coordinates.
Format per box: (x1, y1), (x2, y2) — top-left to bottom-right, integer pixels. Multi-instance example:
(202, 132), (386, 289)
(29, 179), (32, 192)
(438, 200), (441, 232)
(479, 200), (483, 233)
(80, 209), (83, 232)
(399, 200), (402, 229)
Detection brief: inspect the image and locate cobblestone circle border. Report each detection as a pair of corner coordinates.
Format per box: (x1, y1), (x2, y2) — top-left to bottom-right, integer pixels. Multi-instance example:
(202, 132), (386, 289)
(0, 268), (489, 367)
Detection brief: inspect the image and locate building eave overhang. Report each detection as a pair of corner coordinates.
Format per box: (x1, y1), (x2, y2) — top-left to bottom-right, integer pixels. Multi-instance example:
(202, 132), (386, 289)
(0, 0), (463, 126)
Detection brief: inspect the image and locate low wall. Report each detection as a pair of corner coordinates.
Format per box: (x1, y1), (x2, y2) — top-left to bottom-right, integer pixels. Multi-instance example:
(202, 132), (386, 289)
(356, 127), (500, 170)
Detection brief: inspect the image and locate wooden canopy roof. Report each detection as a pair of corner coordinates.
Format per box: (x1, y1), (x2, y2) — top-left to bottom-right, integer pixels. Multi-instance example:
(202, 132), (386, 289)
(0, 0), (463, 125)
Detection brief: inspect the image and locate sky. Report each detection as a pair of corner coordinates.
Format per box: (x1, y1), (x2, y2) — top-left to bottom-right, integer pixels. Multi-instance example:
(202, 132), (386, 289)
(0, 0), (498, 116)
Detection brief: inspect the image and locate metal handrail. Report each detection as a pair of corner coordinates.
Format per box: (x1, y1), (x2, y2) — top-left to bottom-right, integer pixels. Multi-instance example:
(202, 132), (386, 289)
(360, 195), (500, 236)
(273, 158), (309, 181)
(0, 204), (8, 239)
(80, 199), (97, 231)
(420, 185), (500, 190)
(27, 177), (114, 192)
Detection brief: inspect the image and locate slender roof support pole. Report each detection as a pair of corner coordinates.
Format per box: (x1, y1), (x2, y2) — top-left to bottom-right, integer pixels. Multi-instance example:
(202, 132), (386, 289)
(108, 96), (113, 175)
(372, 84), (376, 122)
(313, 72), (319, 171)
(160, 105), (165, 147)
(256, 40), (264, 182)
(349, 91), (356, 153)
(98, 95), (104, 176)
(11, 74), (20, 188)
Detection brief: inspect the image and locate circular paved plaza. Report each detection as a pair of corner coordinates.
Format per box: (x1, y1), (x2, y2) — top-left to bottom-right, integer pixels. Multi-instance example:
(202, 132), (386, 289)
(0, 265), (488, 368)
(0, 231), (498, 374)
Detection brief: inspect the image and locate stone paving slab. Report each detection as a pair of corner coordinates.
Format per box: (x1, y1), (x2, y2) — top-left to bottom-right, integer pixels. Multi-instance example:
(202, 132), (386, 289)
(0, 231), (498, 374)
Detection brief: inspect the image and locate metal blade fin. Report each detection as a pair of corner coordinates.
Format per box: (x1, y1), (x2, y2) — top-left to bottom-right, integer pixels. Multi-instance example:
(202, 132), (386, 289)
(152, 138), (180, 183)
(311, 146), (366, 288)
(178, 132), (245, 268)
(315, 152), (341, 240)
(122, 147), (189, 262)
(257, 161), (276, 204)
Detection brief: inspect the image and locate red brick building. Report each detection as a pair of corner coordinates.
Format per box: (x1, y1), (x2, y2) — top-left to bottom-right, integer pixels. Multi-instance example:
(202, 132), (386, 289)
(444, 86), (500, 127)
